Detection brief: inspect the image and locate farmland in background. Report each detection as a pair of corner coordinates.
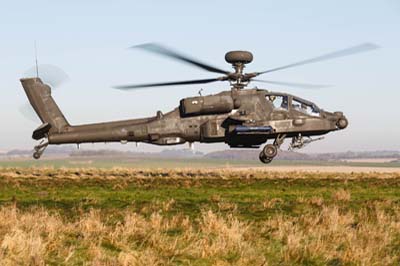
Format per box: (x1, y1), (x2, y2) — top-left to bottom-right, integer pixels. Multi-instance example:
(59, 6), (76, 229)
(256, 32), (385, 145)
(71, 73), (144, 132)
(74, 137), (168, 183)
(1, 156), (400, 170)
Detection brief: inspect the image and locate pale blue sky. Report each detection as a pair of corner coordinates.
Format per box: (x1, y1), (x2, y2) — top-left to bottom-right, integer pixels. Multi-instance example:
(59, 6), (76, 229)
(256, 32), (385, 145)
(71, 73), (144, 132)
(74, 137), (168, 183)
(1, 0), (399, 152)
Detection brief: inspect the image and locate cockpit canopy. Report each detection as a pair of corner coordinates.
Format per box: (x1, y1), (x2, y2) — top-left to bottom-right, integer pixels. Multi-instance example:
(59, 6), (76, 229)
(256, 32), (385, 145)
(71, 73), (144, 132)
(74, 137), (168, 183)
(265, 92), (321, 117)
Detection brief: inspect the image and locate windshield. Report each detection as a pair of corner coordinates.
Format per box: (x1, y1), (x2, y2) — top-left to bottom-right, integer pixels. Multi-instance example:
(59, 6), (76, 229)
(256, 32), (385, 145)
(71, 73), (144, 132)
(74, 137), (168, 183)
(267, 95), (289, 110)
(291, 97), (320, 116)
(266, 93), (321, 116)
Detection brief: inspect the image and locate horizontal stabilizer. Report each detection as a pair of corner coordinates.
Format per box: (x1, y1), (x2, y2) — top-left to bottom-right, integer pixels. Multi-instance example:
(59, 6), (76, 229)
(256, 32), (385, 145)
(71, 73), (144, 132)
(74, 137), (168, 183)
(32, 123), (51, 140)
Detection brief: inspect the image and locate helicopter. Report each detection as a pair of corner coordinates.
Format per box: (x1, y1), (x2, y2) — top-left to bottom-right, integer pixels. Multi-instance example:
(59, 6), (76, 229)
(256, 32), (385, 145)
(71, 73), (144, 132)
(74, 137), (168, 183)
(21, 43), (378, 163)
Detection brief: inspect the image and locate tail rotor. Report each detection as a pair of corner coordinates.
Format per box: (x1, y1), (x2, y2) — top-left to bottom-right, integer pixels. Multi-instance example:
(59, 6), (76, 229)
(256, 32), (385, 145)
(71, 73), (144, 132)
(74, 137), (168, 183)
(19, 64), (70, 122)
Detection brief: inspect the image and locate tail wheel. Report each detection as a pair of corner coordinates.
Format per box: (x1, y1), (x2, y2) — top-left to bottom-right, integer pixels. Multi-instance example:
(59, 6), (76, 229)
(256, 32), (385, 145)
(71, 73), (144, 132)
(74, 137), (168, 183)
(33, 152), (41, 160)
(32, 140), (48, 160)
(263, 144), (278, 158)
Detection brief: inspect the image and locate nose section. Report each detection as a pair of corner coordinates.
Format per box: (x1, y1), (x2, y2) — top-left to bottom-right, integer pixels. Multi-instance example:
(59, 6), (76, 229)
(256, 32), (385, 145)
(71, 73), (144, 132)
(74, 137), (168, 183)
(334, 112), (348, 129)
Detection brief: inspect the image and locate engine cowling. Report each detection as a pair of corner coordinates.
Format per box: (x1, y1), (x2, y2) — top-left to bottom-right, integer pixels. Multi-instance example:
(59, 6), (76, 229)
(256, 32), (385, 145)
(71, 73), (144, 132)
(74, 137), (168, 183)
(180, 95), (236, 116)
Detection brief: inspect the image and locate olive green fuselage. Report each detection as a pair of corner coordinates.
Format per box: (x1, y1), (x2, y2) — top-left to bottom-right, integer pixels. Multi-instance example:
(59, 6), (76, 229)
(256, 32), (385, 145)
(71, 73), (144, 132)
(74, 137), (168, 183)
(21, 78), (348, 162)
(47, 88), (345, 148)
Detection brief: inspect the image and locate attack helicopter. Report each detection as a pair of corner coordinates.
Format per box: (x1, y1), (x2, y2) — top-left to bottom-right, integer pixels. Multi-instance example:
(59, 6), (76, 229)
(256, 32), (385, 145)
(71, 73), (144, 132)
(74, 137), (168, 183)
(21, 43), (378, 163)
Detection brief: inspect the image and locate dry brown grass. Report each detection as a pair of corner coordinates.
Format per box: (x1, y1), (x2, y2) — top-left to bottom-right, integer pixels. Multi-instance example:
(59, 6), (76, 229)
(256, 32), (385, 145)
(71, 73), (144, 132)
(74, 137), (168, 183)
(0, 201), (399, 265)
(1, 167), (400, 265)
(0, 206), (266, 265)
(2, 167), (400, 182)
(332, 189), (351, 202)
(263, 203), (400, 265)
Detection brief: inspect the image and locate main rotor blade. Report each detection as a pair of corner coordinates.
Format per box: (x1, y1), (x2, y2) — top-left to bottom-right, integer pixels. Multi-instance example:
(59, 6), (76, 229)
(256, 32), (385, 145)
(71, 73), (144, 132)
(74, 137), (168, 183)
(252, 79), (331, 90)
(257, 43), (379, 75)
(132, 43), (230, 75)
(114, 77), (224, 90)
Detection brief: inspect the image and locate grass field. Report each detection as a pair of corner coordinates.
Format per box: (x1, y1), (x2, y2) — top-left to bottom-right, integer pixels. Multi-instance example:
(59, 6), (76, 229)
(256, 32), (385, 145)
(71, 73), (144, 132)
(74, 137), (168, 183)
(1, 167), (400, 265)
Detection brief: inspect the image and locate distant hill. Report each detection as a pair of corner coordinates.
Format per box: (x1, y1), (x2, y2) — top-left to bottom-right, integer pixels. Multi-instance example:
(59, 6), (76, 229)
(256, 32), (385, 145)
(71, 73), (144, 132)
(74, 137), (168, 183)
(1, 146), (399, 162)
(313, 151), (400, 160)
(69, 148), (203, 158)
(205, 149), (400, 161)
(4, 146), (75, 157)
(158, 149), (204, 158)
(205, 150), (313, 161)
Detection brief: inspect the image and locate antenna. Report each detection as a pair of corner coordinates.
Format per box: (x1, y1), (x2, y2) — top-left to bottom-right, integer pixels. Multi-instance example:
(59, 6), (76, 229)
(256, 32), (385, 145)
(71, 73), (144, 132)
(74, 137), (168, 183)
(34, 41), (39, 78)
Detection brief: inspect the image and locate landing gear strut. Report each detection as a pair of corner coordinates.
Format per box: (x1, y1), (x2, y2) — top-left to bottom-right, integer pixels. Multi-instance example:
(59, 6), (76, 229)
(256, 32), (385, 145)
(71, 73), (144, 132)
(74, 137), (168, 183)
(289, 134), (324, 150)
(259, 134), (286, 164)
(33, 139), (48, 159)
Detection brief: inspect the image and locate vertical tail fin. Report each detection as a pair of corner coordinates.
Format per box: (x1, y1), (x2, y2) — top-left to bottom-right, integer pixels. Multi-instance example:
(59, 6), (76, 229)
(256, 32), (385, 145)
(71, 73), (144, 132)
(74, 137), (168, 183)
(20, 78), (69, 136)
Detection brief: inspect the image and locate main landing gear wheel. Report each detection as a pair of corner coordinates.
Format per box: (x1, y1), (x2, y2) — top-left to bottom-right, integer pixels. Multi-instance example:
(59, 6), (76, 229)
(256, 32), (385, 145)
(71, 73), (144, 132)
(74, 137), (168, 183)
(259, 152), (272, 164)
(259, 134), (286, 164)
(259, 144), (277, 164)
(263, 144), (278, 158)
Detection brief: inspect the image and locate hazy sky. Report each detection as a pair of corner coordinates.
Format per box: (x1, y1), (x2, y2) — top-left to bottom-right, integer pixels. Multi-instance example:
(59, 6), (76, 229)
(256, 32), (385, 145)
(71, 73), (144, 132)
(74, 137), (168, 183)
(1, 0), (399, 153)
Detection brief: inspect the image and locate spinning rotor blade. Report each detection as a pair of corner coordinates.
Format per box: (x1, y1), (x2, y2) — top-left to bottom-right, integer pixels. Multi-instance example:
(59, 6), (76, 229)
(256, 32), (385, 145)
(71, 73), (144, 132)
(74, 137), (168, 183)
(114, 77), (224, 90)
(24, 64), (70, 88)
(19, 102), (40, 123)
(132, 43), (230, 75)
(257, 43), (379, 75)
(21, 65), (69, 122)
(252, 79), (330, 90)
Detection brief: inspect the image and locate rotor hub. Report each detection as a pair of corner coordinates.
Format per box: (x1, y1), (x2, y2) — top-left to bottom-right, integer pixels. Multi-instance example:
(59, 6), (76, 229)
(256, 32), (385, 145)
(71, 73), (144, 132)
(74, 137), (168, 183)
(225, 51), (253, 65)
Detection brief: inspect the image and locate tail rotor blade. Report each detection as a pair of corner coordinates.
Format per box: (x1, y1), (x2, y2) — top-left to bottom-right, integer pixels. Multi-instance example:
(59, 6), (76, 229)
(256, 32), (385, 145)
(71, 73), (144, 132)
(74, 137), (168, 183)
(19, 102), (40, 123)
(21, 65), (69, 122)
(24, 64), (70, 89)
